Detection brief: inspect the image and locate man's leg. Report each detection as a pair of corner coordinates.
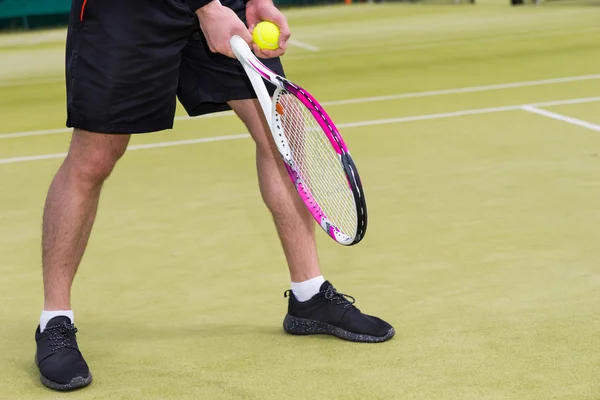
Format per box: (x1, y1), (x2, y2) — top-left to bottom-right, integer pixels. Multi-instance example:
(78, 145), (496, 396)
(228, 99), (321, 283)
(42, 130), (130, 311)
(36, 130), (129, 391)
(36, 0), (196, 391)
(228, 99), (394, 343)
(176, 0), (393, 342)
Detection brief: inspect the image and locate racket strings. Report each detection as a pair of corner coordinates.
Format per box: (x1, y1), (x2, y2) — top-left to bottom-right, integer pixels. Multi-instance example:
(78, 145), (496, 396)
(275, 92), (357, 237)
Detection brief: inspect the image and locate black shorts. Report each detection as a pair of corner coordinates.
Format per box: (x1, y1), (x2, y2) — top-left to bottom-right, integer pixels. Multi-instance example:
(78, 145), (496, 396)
(66, 0), (284, 134)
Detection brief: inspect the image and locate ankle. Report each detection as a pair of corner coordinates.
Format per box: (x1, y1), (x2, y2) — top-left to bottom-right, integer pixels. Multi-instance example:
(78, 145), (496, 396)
(43, 299), (71, 312)
(291, 275), (325, 302)
(40, 310), (74, 332)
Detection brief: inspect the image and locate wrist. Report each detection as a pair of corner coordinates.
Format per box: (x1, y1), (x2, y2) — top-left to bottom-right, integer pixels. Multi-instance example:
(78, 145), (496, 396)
(192, 0), (221, 15)
(246, 0), (273, 6)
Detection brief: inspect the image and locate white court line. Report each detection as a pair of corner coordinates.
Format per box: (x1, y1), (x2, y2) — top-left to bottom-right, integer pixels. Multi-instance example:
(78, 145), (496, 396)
(288, 39), (320, 52)
(322, 74), (600, 106)
(0, 112), (235, 139)
(0, 128), (71, 139)
(1, 152), (67, 164)
(0, 77), (63, 88)
(533, 96), (600, 107)
(174, 110), (234, 121)
(522, 106), (600, 132)
(335, 96), (600, 128)
(0, 134), (251, 164)
(2, 96), (600, 165)
(2, 73), (600, 139)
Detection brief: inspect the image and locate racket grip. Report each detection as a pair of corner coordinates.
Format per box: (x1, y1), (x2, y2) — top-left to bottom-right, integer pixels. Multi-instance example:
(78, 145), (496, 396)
(230, 35), (253, 61)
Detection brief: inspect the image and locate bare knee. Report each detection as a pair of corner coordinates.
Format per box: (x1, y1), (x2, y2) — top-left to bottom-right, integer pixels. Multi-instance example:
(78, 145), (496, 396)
(229, 99), (275, 155)
(64, 129), (130, 186)
(251, 122), (280, 164)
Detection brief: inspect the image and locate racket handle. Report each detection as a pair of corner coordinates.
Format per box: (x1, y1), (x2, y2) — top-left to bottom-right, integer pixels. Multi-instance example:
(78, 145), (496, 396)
(230, 35), (281, 87)
(230, 35), (273, 131)
(230, 35), (253, 61)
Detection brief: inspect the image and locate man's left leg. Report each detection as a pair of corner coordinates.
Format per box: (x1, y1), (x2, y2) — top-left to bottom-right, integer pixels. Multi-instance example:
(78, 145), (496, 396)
(175, 0), (394, 342)
(228, 99), (321, 283)
(228, 99), (395, 343)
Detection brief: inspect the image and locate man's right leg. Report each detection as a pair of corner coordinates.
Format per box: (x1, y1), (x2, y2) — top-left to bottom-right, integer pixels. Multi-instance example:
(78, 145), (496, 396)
(42, 130), (130, 311)
(37, 0), (196, 390)
(36, 130), (129, 391)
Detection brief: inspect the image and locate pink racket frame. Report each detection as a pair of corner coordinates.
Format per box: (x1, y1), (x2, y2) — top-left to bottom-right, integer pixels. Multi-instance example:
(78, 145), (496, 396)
(231, 36), (367, 245)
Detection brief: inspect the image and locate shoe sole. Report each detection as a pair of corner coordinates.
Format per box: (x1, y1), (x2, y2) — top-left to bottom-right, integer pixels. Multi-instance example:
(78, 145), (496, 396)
(283, 315), (395, 343)
(35, 352), (93, 391)
(39, 372), (92, 391)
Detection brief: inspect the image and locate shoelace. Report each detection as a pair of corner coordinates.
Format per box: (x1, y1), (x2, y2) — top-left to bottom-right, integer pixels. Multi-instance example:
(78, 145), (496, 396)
(323, 286), (356, 309)
(44, 322), (78, 352)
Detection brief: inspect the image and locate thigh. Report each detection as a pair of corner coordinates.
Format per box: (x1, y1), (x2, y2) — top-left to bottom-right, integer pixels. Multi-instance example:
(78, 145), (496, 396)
(177, 0), (285, 117)
(66, 0), (196, 134)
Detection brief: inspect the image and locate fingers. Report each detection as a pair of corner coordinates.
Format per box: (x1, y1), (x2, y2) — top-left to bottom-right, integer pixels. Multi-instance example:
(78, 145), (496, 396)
(212, 31), (252, 58)
(250, 43), (262, 55)
(246, 2), (290, 58)
(262, 9), (290, 50)
(274, 17), (290, 50)
(240, 28), (253, 45)
(252, 45), (286, 59)
(227, 31), (253, 58)
(211, 36), (235, 58)
(198, 2), (254, 58)
(221, 48), (235, 59)
(250, 17), (289, 58)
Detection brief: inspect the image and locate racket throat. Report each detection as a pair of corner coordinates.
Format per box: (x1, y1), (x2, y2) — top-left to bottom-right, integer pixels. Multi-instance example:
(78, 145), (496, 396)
(271, 88), (294, 163)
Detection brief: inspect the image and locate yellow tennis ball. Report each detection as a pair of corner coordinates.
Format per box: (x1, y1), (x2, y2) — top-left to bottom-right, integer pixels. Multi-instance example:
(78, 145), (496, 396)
(252, 21), (280, 51)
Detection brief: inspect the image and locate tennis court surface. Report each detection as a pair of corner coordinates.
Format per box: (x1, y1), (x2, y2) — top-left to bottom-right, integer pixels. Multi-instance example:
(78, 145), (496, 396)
(1, 2), (599, 399)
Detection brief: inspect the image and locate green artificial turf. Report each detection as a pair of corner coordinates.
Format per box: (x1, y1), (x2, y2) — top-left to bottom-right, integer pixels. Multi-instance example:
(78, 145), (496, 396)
(1, 2), (599, 399)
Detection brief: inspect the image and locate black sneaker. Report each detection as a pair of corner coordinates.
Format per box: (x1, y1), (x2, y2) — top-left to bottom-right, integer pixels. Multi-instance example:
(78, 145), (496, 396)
(283, 281), (395, 343)
(35, 316), (92, 391)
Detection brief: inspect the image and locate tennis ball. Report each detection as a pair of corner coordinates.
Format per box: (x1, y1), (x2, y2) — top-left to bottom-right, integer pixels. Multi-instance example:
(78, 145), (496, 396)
(252, 21), (280, 51)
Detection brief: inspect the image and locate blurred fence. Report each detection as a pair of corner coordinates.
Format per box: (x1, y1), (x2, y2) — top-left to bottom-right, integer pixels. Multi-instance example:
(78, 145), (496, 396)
(0, 0), (475, 31)
(3, 0), (592, 32)
(0, 0), (477, 31)
(0, 0), (69, 30)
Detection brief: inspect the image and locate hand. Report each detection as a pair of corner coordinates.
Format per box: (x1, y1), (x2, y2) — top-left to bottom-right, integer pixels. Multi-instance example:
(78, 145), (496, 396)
(196, 0), (253, 58)
(246, 0), (290, 59)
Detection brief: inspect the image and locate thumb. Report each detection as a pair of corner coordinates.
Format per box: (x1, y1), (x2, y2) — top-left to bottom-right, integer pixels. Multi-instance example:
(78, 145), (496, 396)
(278, 27), (290, 50)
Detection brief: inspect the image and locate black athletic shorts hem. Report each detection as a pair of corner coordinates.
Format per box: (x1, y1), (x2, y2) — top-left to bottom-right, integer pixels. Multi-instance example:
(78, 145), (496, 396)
(66, 118), (175, 135)
(185, 88), (274, 117)
(67, 89), (268, 134)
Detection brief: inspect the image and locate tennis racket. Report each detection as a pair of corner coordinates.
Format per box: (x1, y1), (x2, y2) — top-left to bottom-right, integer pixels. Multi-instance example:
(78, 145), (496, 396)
(230, 35), (367, 246)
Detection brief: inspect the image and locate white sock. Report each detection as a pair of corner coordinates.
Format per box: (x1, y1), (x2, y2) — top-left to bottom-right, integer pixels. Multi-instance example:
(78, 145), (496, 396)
(291, 275), (325, 302)
(40, 310), (74, 332)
